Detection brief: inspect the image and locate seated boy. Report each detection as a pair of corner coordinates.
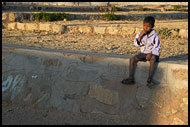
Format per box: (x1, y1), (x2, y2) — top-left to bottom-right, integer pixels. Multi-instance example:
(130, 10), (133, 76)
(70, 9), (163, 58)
(121, 16), (161, 86)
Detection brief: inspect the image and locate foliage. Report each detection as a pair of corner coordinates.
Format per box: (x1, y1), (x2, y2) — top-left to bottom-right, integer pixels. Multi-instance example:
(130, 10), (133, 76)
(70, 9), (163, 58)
(181, 9), (188, 12)
(111, 6), (121, 11)
(173, 5), (182, 10)
(34, 11), (70, 22)
(139, 6), (151, 11)
(103, 13), (121, 21)
(156, 28), (172, 37)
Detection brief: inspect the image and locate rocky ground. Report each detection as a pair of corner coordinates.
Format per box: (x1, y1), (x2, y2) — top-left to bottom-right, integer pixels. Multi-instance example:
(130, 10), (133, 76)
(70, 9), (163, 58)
(2, 20), (188, 61)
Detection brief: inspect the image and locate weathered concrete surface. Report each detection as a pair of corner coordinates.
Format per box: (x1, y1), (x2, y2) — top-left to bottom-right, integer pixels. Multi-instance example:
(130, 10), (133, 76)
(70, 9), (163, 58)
(2, 45), (188, 125)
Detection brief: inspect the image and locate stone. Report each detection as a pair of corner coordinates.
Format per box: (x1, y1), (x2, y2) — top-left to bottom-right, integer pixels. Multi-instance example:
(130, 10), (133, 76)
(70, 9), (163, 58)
(7, 23), (16, 30)
(66, 26), (79, 33)
(121, 27), (135, 35)
(78, 26), (92, 33)
(136, 86), (152, 108)
(179, 29), (188, 38)
(94, 26), (106, 34)
(16, 22), (25, 30)
(9, 13), (15, 22)
(88, 85), (119, 105)
(51, 24), (65, 34)
(39, 23), (51, 31)
(43, 59), (62, 67)
(25, 23), (38, 31)
(107, 27), (119, 34)
(2, 13), (8, 21)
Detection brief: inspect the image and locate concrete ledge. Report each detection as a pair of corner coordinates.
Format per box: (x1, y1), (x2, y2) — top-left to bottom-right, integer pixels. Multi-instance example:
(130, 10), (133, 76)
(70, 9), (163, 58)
(2, 45), (188, 124)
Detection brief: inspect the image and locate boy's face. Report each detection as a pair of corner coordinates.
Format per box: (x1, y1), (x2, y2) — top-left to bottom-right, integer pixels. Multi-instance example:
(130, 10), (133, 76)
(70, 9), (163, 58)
(143, 22), (153, 33)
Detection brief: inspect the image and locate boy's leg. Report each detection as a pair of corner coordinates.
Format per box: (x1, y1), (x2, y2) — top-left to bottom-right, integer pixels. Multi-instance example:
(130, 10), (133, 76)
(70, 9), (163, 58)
(121, 56), (139, 84)
(148, 55), (156, 82)
(129, 56), (139, 79)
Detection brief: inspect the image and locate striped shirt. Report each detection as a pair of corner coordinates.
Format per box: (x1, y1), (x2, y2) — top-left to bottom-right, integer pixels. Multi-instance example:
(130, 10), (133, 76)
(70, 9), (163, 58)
(134, 29), (161, 56)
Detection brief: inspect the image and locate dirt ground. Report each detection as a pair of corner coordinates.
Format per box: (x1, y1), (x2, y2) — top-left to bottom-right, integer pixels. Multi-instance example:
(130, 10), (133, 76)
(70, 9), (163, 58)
(2, 19), (188, 61)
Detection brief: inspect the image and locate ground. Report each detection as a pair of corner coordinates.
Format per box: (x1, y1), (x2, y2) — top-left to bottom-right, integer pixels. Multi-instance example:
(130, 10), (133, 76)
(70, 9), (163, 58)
(2, 20), (188, 61)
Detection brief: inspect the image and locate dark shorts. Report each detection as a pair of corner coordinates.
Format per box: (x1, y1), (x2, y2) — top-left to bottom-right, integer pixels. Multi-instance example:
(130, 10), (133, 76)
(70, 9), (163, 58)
(135, 53), (159, 62)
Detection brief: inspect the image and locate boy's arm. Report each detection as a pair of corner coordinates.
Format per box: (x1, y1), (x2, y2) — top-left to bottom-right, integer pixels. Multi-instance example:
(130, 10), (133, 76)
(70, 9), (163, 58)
(146, 35), (161, 60)
(137, 30), (147, 43)
(134, 30), (146, 47)
(152, 35), (161, 56)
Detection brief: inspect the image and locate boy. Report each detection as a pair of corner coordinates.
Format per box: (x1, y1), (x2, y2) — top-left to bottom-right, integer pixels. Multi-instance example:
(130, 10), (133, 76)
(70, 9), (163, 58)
(121, 16), (161, 86)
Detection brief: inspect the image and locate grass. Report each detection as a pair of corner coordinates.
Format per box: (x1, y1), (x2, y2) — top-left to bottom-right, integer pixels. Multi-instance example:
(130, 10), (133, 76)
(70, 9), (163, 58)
(102, 13), (121, 21)
(34, 11), (70, 22)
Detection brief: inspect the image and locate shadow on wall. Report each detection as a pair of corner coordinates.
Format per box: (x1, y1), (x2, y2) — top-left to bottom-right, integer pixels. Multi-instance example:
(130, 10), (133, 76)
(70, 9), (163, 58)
(159, 54), (188, 62)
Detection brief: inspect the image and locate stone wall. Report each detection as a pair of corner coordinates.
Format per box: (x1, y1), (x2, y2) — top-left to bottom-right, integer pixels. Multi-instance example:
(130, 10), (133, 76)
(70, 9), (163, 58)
(5, 21), (188, 39)
(2, 45), (188, 125)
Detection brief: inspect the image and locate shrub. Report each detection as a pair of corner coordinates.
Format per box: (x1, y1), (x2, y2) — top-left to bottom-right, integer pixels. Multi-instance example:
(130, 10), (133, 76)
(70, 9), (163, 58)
(103, 13), (121, 21)
(156, 28), (172, 37)
(34, 11), (70, 22)
(173, 5), (182, 10)
(112, 6), (121, 11)
(52, 13), (70, 21)
(181, 9), (188, 12)
(139, 6), (151, 11)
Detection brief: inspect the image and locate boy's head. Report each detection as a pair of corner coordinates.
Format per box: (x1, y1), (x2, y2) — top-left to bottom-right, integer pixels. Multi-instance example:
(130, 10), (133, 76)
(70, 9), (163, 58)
(143, 16), (155, 33)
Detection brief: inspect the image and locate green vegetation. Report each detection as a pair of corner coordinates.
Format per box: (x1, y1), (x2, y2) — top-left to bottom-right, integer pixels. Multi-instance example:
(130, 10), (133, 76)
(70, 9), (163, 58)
(34, 11), (70, 22)
(139, 6), (151, 11)
(102, 13), (121, 21)
(173, 5), (182, 10)
(156, 28), (180, 37)
(156, 28), (172, 37)
(111, 6), (121, 11)
(181, 9), (188, 12)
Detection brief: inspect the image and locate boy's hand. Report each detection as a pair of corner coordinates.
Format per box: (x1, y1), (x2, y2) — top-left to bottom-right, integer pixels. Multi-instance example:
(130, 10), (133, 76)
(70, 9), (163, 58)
(138, 30), (147, 43)
(141, 30), (147, 35)
(146, 53), (152, 61)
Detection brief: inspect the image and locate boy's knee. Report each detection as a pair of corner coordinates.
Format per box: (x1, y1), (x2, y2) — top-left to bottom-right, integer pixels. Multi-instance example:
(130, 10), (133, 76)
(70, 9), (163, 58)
(150, 55), (156, 62)
(130, 56), (138, 63)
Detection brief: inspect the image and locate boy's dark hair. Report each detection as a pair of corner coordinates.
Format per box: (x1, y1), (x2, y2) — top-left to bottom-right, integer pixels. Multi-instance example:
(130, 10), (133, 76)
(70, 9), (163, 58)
(143, 16), (155, 27)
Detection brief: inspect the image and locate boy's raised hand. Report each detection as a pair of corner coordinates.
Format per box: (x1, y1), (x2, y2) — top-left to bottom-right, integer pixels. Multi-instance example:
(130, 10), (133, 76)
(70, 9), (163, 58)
(138, 30), (147, 43)
(141, 30), (147, 35)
